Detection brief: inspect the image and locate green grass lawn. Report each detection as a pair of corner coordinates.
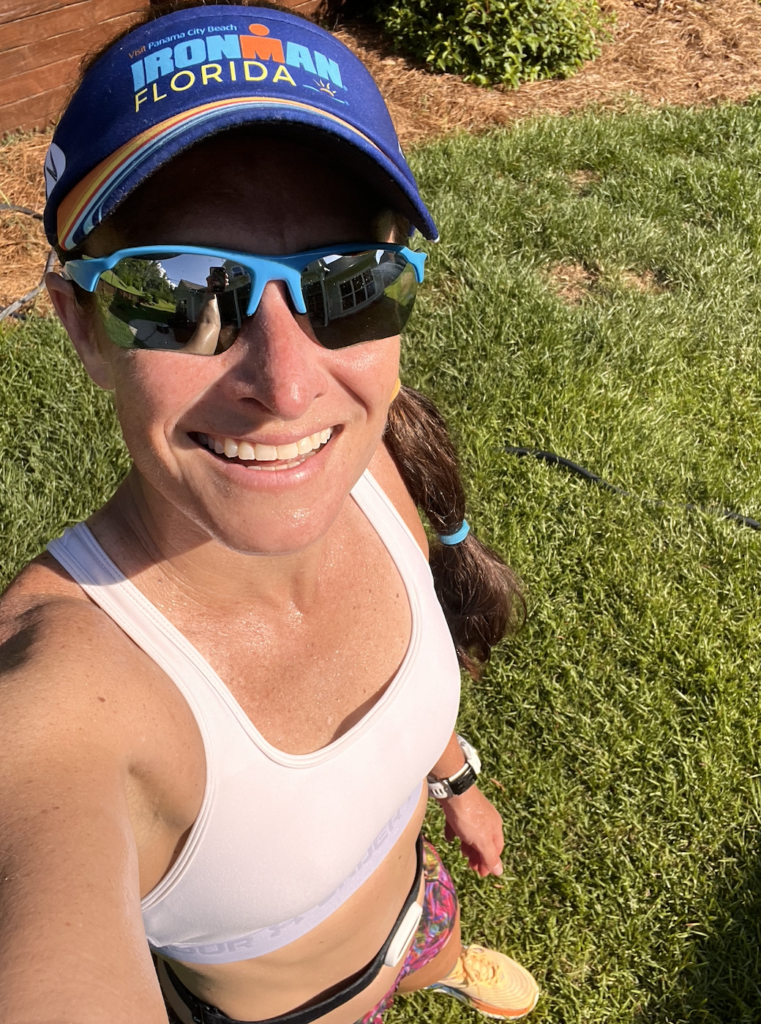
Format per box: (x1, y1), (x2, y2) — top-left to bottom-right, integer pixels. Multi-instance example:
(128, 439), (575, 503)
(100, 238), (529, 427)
(3, 99), (761, 1023)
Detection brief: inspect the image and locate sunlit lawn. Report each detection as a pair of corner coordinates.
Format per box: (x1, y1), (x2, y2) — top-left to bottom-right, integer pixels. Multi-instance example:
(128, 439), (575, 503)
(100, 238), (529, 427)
(3, 98), (761, 1023)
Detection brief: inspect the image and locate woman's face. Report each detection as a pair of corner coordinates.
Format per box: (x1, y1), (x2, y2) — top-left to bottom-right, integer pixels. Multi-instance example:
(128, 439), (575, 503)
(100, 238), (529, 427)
(75, 134), (403, 556)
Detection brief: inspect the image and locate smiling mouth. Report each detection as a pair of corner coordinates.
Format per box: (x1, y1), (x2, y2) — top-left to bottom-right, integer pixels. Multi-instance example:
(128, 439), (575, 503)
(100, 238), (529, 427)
(193, 427), (333, 471)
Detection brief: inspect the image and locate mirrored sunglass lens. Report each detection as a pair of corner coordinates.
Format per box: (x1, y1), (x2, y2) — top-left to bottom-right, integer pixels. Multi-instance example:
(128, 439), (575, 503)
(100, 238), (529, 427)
(301, 249), (417, 350)
(93, 249), (417, 354)
(94, 253), (250, 354)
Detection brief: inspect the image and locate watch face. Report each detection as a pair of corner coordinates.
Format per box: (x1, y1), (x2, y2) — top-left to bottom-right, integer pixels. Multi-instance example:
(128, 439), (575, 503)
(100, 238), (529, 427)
(449, 763), (478, 796)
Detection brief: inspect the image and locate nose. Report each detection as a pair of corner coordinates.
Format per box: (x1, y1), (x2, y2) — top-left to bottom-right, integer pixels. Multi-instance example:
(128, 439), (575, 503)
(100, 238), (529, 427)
(226, 281), (327, 420)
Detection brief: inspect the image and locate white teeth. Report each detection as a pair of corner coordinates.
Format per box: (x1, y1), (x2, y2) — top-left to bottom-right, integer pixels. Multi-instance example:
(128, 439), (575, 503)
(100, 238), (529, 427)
(201, 426), (333, 465)
(255, 443), (278, 461)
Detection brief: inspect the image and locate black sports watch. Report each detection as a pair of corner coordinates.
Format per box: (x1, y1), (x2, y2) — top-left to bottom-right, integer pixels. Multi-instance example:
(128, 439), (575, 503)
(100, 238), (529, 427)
(427, 735), (481, 800)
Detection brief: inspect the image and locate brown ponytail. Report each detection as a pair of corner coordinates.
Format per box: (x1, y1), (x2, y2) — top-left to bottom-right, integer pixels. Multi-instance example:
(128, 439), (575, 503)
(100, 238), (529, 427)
(384, 386), (525, 678)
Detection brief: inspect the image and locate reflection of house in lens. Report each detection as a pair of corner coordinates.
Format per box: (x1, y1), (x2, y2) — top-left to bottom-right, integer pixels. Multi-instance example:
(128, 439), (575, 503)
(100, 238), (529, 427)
(302, 252), (400, 326)
(173, 261), (251, 327)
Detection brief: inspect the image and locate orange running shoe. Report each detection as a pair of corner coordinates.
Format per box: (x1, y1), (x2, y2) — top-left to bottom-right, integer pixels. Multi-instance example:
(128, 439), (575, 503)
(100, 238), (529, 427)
(427, 944), (539, 1019)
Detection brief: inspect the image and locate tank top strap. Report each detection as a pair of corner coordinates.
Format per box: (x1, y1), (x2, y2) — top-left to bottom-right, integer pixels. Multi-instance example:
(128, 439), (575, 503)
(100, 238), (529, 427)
(351, 470), (431, 575)
(46, 520), (220, 764)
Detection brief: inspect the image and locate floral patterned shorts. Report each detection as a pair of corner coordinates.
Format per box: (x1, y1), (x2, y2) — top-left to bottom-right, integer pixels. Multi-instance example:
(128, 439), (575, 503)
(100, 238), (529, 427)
(355, 838), (459, 1024)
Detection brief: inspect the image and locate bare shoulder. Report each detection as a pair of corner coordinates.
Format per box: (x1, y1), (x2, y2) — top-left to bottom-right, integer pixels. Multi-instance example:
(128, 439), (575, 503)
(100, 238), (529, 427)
(0, 554), (124, 692)
(367, 442), (429, 559)
(0, 553), (159, 720)
(0, 552), (203, 810)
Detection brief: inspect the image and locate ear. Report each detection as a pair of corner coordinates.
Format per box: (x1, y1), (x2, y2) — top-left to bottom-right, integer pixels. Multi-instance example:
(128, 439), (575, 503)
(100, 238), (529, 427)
(46, 272), (115, 391)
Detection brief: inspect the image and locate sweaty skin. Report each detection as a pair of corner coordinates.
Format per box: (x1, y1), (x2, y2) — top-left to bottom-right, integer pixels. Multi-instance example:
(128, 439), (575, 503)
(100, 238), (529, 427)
(0, 134), (504, 1024)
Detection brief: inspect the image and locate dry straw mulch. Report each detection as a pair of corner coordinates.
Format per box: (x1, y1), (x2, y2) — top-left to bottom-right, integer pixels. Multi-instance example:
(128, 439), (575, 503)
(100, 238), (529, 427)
(339, 0), (761, 146)
(3, 0), (761, 311)
(0, 133), (58, 313)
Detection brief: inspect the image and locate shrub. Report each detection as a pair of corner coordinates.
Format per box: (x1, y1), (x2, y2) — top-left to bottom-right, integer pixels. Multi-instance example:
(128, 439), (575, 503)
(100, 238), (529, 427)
(372, 0), (606, 88)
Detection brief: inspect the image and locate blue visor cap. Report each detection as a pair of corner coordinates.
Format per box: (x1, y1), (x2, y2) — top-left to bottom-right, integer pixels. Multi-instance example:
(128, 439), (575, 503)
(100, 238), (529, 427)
(44, 6), (438, 250)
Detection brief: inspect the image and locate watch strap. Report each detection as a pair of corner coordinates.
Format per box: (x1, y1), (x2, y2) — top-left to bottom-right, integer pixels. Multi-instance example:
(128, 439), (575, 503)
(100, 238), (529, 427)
(427, 734), (481, 800)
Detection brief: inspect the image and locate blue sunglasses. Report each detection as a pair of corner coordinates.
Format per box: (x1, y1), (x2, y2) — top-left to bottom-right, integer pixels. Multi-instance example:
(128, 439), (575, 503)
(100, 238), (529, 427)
(63, 243), (426, 355)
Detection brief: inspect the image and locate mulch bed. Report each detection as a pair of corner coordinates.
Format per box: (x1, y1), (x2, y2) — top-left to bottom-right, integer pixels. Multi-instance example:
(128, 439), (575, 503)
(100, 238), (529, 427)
(1, 133), (55, 313)
(2, 0), (761, 311)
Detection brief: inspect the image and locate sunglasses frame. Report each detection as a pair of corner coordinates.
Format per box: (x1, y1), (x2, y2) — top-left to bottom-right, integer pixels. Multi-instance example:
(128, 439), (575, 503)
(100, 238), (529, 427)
(63, 243), (427, 321)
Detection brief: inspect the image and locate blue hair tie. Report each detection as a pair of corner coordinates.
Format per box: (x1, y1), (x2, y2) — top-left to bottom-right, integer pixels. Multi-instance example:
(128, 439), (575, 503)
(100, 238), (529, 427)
(438, 520), (470, 546)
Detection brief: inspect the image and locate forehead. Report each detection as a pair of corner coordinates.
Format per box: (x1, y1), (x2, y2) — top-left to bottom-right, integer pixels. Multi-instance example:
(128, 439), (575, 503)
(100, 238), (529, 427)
(91, 128), (388, 255)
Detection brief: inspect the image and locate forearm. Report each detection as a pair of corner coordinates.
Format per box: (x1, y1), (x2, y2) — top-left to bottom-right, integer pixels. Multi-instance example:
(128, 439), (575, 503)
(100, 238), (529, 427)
(429, 731), (505, 878)
(429, 730), (467, 781)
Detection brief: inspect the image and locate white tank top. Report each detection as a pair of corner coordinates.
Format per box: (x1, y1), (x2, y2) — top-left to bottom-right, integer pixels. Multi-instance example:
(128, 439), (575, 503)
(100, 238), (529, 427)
(47, 471), (461, 965)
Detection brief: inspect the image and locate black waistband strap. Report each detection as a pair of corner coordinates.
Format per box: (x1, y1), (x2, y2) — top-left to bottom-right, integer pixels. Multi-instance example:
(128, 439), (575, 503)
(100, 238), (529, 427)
(164, 835), (424, 1024)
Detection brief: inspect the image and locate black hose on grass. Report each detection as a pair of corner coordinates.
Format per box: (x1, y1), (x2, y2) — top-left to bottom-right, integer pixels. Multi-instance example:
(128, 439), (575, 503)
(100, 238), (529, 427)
(0, 204), (52, 321)
(505, 446), (761, 531)
(0, 250), (56, 323)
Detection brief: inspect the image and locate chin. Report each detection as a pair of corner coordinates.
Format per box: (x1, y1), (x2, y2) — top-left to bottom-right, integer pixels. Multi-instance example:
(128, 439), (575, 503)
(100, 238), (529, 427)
(197, 501), (344, 557)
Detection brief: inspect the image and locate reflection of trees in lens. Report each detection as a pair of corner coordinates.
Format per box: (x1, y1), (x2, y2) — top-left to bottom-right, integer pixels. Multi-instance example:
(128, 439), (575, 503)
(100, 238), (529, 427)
(96, 262), (182, 350)
(113, 257), (174, 306)
(95, 290), (136, 349)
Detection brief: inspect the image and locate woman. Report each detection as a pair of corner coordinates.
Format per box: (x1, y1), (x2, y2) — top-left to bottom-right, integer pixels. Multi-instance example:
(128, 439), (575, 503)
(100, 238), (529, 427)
(0, 3), (538, 1022)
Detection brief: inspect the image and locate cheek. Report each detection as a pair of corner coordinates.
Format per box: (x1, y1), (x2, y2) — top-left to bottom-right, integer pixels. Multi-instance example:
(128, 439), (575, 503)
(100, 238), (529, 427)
(110, 354), (208, 454)
(337, 337), (400, 414)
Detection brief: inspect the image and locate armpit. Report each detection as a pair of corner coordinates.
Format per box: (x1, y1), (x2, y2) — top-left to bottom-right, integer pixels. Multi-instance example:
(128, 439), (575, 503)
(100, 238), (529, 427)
(0, 616), (39, 677)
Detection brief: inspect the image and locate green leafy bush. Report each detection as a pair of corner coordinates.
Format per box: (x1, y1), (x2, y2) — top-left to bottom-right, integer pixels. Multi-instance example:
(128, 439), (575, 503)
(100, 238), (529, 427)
(373, 0), (605, 88)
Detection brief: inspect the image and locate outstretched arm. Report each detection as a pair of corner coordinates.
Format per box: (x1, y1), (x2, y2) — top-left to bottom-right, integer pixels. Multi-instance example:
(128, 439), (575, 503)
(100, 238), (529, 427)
(182, 277), (223, 355)
(0, 599), (170, 1024)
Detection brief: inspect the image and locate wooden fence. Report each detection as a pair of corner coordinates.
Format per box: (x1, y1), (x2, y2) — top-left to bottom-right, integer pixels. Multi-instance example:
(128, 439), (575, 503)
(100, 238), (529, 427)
(0, 0), (321, 136)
